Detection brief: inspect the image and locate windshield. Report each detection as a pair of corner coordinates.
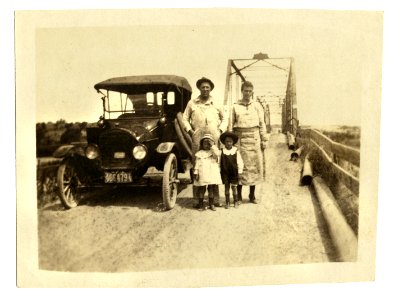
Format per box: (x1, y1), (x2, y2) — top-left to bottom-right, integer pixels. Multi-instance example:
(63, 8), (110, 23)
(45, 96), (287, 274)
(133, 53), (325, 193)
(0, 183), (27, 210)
(103, 91), (163, 119)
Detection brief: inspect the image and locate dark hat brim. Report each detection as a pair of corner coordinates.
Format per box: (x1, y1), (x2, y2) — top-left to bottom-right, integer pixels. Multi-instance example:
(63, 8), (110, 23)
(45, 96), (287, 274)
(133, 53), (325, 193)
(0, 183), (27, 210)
(196, 77), (214, 90)
(220, 131), (239, 144)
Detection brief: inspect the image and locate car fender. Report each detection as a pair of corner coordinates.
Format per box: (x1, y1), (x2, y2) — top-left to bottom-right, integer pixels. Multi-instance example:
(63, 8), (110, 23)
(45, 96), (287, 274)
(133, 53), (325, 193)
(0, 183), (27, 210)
(53, 144), (86, 158)
(156, 142), (176, 154)
(156, 142), (185, 173)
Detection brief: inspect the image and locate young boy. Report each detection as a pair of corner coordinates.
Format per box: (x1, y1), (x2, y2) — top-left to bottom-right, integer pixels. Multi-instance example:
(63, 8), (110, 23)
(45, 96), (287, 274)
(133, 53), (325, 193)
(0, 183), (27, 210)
(193, 134), (222, 211)
(219, 131), (244, 208)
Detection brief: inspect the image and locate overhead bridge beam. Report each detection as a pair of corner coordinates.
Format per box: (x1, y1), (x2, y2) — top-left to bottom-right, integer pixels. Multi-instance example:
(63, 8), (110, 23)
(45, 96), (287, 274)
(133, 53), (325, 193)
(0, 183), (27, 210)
(231, 60), (246, 82)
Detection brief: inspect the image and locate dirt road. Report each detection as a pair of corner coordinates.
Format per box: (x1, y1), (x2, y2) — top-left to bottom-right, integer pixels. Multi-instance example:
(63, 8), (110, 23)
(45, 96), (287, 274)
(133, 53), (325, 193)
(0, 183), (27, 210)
(38, 133), (337, 272)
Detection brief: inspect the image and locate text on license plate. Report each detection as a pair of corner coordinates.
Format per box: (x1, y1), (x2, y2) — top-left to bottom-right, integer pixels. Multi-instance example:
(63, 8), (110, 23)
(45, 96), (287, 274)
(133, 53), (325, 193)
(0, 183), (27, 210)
(104, 171), (133, 183)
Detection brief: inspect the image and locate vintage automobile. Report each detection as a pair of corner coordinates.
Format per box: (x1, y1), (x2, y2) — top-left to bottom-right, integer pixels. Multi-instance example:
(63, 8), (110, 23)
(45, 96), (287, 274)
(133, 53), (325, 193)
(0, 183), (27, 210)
(53, 75), (194, 210)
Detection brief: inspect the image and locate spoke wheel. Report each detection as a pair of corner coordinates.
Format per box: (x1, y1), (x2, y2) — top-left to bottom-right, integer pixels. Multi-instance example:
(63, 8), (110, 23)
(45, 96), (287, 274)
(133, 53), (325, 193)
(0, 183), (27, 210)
(162, 153), (178, 210)
(57, 160), (80, 209)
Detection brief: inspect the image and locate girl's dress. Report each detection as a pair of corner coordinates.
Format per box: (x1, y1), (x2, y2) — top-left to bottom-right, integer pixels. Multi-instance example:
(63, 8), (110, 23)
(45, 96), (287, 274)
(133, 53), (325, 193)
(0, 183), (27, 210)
(193, 146), (222, 186)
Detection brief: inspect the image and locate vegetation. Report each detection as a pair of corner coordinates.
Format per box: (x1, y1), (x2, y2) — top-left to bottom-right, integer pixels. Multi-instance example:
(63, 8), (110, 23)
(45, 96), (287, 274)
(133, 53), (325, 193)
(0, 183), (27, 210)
(36, 119), (88, 157)
(36, 119), (89, 207)
(318, 125), (360, 148)
(37, 164), (59, 208)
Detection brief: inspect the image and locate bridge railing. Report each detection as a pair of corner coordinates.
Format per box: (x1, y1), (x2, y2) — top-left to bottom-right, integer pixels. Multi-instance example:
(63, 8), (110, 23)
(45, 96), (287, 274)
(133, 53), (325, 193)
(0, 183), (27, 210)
(295, 128), (361, 260)
(297, 128), (360, 196)
(36, 157), (61, 208)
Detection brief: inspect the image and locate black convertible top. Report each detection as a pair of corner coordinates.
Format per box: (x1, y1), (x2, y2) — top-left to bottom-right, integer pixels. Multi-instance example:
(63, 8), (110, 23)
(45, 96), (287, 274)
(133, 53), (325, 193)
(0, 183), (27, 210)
(94, 75), (192, 94)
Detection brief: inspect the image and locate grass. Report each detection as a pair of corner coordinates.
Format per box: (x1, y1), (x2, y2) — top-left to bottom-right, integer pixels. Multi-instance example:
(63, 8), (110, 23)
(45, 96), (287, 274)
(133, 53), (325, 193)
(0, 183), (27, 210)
(37, 165), (60, 208)
(315, 125), (360, 148)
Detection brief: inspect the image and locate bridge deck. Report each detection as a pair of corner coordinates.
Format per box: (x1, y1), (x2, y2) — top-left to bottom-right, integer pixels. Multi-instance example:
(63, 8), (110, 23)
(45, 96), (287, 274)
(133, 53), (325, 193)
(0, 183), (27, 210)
(38, 133), (337, 274)
(178, 133), (337, 265)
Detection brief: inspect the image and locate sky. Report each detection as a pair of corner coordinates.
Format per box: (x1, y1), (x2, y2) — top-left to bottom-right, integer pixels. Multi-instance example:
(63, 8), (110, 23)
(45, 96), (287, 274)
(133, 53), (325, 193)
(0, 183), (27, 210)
(31, 9), (383, 126)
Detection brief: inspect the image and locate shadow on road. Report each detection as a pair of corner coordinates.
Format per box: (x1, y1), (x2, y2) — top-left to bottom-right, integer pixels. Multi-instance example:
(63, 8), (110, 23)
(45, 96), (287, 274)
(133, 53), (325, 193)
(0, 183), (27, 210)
(40, 183), (192, 213)
(173, 196), (199, 211)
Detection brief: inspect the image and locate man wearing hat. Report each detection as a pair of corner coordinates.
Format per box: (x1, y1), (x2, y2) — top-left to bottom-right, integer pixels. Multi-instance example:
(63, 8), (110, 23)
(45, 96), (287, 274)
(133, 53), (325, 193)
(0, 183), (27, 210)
(231, 81), (268, 204)
(183, 77), (227, 206)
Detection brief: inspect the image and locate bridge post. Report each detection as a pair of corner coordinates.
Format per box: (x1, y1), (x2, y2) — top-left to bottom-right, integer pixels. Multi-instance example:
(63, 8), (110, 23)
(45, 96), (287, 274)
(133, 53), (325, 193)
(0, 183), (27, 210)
(224, 59), (233, 131)
(283, 58), (298, 135)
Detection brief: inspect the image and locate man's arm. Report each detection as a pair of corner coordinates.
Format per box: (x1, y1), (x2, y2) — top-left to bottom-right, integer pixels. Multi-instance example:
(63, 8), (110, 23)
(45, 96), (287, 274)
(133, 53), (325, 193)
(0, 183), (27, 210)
(230, 104), (237, 131)
(217, 104), (228, 133)
(236, 150), (244, 174)
(257, 103), (268, 142)
(182, 101), (194, 133)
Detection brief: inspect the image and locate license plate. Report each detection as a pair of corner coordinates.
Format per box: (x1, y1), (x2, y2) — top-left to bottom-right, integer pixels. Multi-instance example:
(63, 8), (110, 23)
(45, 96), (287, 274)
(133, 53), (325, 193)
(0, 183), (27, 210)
(104, 171), (133, 183)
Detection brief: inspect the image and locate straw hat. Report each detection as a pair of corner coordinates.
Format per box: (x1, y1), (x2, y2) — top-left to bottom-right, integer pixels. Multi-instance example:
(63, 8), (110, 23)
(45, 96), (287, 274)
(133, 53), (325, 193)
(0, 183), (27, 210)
(199, 133), (215, 144)
(220, 131), (239, 144)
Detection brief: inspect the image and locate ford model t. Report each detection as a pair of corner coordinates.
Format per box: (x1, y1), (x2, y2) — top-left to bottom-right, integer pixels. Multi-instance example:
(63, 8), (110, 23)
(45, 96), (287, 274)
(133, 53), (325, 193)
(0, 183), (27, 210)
(53, 75), (194, 210)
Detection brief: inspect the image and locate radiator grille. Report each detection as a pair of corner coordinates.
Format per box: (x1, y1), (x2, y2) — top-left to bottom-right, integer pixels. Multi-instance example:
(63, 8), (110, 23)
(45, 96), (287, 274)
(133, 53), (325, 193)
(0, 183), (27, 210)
(98, 129), (136, 168)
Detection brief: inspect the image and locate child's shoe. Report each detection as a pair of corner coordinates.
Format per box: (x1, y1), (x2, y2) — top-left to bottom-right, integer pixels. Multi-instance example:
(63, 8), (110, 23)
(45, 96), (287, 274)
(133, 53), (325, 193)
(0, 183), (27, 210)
(225, 195), (230, 209)
(233, 194), (239, 208)
(208, 198), (216, 211)
(197, 198), (205, 211)
(249, 194), (258, 204)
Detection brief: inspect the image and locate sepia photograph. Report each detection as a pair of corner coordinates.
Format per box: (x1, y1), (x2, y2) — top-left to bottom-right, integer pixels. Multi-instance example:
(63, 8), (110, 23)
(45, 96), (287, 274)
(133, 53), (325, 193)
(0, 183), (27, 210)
(13, 4), (388, 291)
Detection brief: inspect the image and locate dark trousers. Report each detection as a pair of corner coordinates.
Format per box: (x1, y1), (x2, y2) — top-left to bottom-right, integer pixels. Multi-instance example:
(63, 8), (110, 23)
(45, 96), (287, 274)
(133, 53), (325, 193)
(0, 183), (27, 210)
(197, 185), (215, 199)
(193, 184), (220, 201)
(224, 183), (237, 198)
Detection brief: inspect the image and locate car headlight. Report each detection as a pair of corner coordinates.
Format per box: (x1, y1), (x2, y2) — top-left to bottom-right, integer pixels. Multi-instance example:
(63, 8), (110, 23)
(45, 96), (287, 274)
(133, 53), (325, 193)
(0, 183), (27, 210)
(159, 116), (166, 125)
(132, 144), (147, 160)
(85, 144), (100, 159)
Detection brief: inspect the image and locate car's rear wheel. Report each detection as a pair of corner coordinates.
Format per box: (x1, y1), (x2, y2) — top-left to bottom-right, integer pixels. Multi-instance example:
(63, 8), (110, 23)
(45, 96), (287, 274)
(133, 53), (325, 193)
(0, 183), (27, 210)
(162, 153), (178, 210)
(57, 160), (80, 209)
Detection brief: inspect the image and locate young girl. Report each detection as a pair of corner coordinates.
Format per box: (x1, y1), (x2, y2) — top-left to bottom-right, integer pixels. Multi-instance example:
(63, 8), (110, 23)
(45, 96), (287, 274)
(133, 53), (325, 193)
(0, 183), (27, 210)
(193, 134), (222, 211)
(219, 131), (244, 209)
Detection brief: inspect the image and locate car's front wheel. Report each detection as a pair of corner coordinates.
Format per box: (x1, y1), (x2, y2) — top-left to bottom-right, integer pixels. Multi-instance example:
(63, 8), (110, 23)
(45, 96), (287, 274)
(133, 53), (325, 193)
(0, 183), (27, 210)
(57, 160), (81, 209)
(162, 153), (178, 210)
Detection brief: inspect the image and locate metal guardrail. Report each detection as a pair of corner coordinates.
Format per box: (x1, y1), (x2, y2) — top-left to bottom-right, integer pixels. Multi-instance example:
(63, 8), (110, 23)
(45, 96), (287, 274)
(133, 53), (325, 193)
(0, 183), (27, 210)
(36, 157), (61, 208)
(312, 176), (358, 261)
(297, 128), (360, 196)
(308, 129), (360, 166)
(295, 128), (359, 256)
(37, 157), (62, 169)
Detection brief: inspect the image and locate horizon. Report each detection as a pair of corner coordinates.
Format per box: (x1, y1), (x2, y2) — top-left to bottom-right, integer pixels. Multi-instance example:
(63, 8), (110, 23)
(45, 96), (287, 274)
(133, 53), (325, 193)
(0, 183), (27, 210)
(36, 118), (362, 129)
